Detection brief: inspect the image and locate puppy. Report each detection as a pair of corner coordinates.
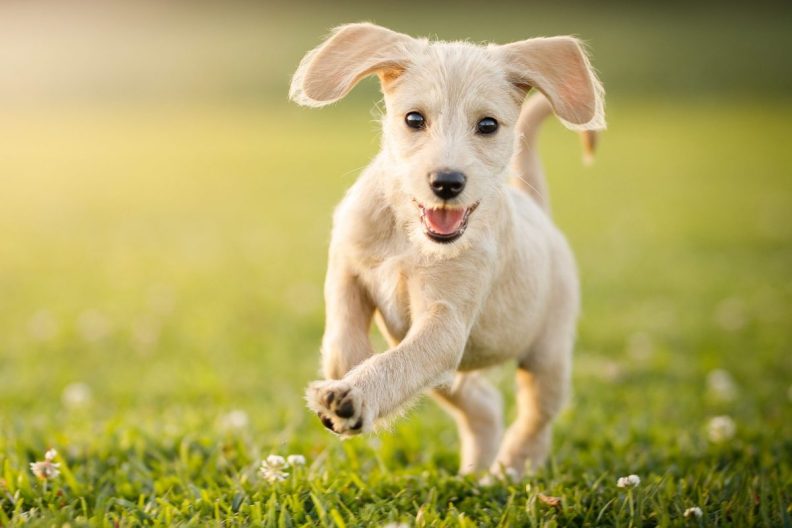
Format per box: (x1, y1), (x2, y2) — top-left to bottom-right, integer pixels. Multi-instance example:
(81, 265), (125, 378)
(290, 23), (604, 478)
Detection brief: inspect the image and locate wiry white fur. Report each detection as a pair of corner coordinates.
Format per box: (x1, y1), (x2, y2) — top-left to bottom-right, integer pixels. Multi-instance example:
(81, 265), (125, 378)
(291, 23), (604, 479)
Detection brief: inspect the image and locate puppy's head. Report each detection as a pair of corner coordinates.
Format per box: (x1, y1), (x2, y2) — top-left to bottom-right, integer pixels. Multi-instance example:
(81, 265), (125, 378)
(290, 23), (604, 252)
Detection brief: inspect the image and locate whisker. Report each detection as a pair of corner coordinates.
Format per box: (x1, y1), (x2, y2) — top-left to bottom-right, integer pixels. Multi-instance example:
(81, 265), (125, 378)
(340, 163), (371, 179)
(514, 173), (546, 203)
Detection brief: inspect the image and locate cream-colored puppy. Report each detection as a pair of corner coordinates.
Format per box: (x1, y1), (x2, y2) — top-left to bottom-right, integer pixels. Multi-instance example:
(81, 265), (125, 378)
(290, 23), (605, 478)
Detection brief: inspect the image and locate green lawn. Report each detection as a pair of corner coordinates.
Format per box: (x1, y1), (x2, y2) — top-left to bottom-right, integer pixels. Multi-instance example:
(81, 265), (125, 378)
(1, 1), (791, 525)
(0, 97), (790, 526)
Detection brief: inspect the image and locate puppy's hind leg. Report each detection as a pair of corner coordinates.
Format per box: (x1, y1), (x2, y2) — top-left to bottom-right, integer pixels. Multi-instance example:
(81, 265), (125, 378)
(432, 372), (503, 474)
(490, 330), (572, 480)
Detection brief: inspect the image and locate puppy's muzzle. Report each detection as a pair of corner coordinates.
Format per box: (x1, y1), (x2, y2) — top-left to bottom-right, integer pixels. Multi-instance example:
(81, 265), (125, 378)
(429, 170), (466, 200)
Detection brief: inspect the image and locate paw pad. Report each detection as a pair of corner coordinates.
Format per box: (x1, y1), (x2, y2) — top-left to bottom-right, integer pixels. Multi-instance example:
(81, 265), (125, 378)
(307, 380), (369, 437)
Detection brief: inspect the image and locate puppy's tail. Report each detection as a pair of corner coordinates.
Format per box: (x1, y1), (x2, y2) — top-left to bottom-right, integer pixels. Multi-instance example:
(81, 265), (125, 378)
(511, 92), (598, 213)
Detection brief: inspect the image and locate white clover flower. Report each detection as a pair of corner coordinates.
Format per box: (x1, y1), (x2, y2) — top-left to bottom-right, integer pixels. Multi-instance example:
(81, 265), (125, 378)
(219, 410), (249, 430)
(260, 468), (287, 483)
(616, 474), (640, 488)
(30, 449), (60, 480)
(77, 309), (112, 342)
(62, 382), (92, 409)
(684, 506), (703, 518)
(381, 523), (409, 528)
(706, 369), (737, 401)
(28, 310), (58, 341)
(259, 455), (289, 483)
(266, 455), (286, 467)
(596, 359), (622, 382)
(287, 454), (306, 466)
(707, 415), (736, 443)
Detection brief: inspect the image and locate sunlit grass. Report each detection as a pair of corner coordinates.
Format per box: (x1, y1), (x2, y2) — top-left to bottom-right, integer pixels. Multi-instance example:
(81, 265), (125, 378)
(0, 98), (790, 525)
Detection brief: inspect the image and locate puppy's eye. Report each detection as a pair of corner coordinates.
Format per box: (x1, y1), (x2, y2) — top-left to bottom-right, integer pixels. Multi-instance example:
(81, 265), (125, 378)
(405, 111), (426, 130)
(476, 117), (498, 135)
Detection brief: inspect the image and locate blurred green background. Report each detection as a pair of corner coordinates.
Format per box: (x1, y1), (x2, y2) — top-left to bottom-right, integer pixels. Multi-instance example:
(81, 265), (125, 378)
(0, 1), (790, 525)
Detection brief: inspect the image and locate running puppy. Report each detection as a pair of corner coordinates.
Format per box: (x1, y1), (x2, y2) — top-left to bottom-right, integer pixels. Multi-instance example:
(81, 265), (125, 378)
(290, 23), (604, 478)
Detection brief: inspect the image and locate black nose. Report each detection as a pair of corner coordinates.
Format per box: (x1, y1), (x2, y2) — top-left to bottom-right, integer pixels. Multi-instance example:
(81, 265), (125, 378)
(428, 170), (466, 200)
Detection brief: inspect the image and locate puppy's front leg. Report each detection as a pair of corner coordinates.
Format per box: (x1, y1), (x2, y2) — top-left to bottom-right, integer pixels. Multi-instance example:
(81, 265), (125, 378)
(308, 301), (467, 436)
(320, 257), (375, 380)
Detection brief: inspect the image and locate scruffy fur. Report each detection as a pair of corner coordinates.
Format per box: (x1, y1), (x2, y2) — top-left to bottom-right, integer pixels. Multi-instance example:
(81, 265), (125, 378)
(290, 23), (605, 478)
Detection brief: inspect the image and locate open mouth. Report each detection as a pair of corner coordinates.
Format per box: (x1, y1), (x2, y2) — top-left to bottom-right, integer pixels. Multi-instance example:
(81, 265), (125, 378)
(414, 199), (480, 244)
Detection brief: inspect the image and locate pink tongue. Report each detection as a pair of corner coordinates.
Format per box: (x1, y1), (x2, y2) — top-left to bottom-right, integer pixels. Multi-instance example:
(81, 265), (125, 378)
(424, 208), (465, 235)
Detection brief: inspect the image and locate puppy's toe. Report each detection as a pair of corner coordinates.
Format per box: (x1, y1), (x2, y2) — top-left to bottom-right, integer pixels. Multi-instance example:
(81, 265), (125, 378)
(306, 380), (369, 436)
(318, 412), (336, 432)
(485, 463), (521, 484)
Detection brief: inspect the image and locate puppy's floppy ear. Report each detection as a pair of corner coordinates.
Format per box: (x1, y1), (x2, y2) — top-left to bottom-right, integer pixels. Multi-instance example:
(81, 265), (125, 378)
(495, 37), (605, 130)
(290, 23), (417, 107)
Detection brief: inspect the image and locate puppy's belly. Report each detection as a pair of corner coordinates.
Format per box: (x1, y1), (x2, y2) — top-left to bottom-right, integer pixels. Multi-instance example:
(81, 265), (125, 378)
(457, 343), (515, 371)
(458, 308), (543, 371)
(370, 279), (538, 371)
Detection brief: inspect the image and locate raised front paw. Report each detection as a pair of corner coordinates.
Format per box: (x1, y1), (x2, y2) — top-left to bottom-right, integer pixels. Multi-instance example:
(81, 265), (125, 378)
(306, 380), (370, 437)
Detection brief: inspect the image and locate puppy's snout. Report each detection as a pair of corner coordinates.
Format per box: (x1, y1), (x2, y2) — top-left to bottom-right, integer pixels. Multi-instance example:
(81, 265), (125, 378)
(428, 170), (466, 200)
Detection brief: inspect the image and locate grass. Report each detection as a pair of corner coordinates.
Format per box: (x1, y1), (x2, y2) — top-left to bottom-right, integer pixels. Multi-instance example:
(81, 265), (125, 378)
(1, 2), (791, 525)
(0, 98), (790, 526)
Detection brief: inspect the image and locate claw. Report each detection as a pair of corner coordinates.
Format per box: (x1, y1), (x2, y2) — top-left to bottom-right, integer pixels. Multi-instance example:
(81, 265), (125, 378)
(319, 413), (335, 432)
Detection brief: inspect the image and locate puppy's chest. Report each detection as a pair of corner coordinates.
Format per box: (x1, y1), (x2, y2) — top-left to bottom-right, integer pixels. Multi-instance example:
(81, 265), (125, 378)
(358, 256), (412, 341)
